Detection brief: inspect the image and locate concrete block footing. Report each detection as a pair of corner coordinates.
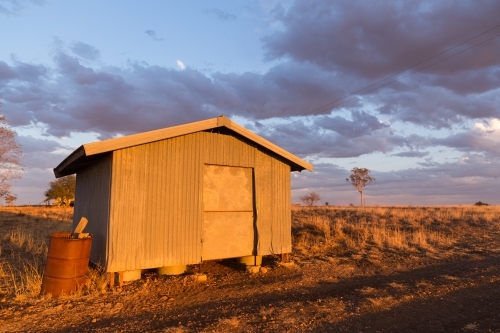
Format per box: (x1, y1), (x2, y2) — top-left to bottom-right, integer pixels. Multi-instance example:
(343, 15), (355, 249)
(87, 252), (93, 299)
(237, 255), (262, 266)
(123, 269), (142, 281)
(157, 265), (187, 276)
(192, 274), (207, 282)
(246, 265), (261, 274)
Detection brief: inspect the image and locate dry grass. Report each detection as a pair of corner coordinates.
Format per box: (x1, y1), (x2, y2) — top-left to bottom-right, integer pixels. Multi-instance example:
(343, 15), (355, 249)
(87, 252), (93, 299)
(292, 206), (500, 257)
(2, 205), (499, 302)
(0, 207), (107, 300)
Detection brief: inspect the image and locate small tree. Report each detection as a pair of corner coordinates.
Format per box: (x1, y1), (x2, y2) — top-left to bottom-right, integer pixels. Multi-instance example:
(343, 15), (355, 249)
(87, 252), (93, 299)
(0, 108), (23, 199)
(300, 191), (321, 207)
(5, 193), (17, 206)
(346, 167), (375, 207)
(44, 175), (76, 206)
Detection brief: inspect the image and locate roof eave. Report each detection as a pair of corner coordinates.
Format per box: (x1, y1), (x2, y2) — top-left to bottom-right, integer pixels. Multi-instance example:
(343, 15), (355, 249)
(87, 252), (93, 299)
(53, 146), (86, 178)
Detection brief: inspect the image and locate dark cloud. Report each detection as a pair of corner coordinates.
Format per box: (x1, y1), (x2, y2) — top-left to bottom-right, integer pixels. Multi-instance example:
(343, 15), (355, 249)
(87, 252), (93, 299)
(2, 53), (360, 136)
(1, 48), (497, 168)
(417, 159), (440, 167)
(213, 61), (355, 119)
(204, 8), (237, 21)
(263, 1), (500, 79)
(0, 61), (17, 81)
(144, 30), (163, 42)
(260, 120), (418, 158)
(375, 85), (499, 129)
(70, 42), (100, 61)
(259, 0), (500, 129)
(2, 52), (227, 137)
(12, 61), (47, 82)
(422, 67), (500, 96)
(314, 111), (389, 138)
(431, 131), (500, 155)
(392, 151), (429, 158)
(1, 2), (499, 171)
(0, 0), (45, 16)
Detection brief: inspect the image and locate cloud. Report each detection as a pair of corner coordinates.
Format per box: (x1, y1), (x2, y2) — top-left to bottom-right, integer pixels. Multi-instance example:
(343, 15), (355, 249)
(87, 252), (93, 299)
(17, 135), (65, 154)
(70, 42), (100, 61)
(1, 53), (358, 138)
(144, 30), (163, 42)
(313, 111), (389, 138)
(0, 61), (18, 81)
(375, 85), (500, 129)
(212, 61), (355, 119)
(260, 119), (421, 158)
(1, 52), (227, 137)
(262, 1), (500, 79)
(4, 1), (500, 206)
(431, 129), (500, 156)
(5, 48), (482, 162)
(473, 118), (500, 132)
(291, 153), (500, 206)
(259, 0), (500, 129)
(13, 168), (55, 204)
(17, 135), (69, 169)
(0, 0), (45, 16)
(204, 8), (237, 21)
(1, 4), (499, 170)
(392, 151), (429, 158)
(176, 60), (186, 70)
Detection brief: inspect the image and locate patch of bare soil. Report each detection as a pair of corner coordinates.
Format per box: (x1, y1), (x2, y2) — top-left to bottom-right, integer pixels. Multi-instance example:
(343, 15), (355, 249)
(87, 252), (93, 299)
(1, 207), (500, 332)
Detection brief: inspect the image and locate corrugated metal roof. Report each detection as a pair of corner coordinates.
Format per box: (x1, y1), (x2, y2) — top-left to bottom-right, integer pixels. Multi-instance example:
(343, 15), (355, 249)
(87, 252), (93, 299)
(54, 115), (313, 177)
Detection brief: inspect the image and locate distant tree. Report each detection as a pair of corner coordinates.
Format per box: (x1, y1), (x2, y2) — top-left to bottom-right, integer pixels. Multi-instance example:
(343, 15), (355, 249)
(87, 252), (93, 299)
(5, 193), (17, 206)
(44, 175), (76, 206)
(0, 107), (23, 199)
(300, 191), (321, 207)
(346, 167), (375, 207)
(474, 201), (489, 206)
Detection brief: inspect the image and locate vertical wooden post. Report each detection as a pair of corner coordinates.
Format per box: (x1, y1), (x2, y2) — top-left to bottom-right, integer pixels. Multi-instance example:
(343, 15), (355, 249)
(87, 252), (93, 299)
(281, 253), (289, 263)
(109, 272), (115, 289)
(118, 271), (124, 288)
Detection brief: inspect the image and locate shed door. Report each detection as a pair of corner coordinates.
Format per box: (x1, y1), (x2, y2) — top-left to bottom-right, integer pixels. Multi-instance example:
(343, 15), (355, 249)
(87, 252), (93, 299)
(202, 165), (254, 260)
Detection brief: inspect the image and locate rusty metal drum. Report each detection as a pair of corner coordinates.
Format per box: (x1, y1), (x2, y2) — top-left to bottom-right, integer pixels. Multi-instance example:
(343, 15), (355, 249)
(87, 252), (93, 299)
(40, 232), (92, 297)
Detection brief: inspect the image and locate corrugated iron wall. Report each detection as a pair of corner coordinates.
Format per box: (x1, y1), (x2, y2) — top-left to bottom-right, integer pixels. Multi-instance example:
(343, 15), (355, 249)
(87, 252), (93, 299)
(73, 153), (112, 267)
(107, 131), (291, 272)
(254, 152), (292, 255)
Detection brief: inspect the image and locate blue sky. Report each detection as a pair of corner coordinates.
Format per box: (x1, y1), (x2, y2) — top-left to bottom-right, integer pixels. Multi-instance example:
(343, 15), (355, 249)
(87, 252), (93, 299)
(1, 0), (499, 206)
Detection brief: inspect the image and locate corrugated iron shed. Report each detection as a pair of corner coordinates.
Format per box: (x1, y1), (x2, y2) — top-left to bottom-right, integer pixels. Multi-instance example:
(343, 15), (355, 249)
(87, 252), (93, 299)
(54, 115), (312, 273)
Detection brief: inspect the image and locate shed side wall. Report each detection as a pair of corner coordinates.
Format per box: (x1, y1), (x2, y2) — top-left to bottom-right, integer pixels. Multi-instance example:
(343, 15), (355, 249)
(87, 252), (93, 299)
(108, 131), (291, 272)
(73, 154), (112, 268)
